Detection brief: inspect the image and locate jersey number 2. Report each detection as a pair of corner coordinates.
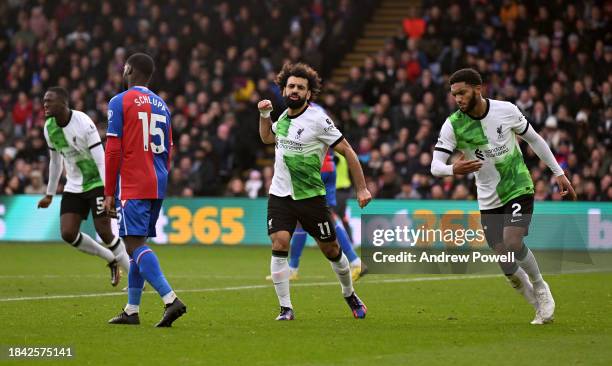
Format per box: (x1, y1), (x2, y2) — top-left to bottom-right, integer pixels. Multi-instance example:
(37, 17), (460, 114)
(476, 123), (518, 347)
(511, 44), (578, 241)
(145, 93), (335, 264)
(138, 112), (166, 154)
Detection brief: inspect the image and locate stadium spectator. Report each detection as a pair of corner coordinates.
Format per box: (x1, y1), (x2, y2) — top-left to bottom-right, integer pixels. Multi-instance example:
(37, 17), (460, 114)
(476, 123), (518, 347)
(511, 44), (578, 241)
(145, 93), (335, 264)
(244, 169), (264, 199)
(0, 0), (608, 202)
(11, 92), (32, 137)
(224, 176), (246, 197)
(24, 169), (45, 194)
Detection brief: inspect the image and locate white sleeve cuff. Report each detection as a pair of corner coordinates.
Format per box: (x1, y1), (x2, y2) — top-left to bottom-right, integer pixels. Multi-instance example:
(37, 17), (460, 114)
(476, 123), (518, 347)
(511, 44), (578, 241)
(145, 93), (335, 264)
(431, 150), (454, 177)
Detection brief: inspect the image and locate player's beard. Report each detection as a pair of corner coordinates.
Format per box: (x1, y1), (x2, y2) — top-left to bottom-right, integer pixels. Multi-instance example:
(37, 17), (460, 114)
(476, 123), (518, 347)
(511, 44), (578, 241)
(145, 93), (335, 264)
(284, 94), (307, 109)
(462, 90), (478, 114)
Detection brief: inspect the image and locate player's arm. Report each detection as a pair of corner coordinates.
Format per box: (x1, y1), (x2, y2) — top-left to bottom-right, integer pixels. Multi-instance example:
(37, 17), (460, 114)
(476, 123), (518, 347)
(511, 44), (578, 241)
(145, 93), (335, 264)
(431, 120), (455, 176)
(318, 114), (371, 208)
(258, 99), (275, 144)
(431, 150), (452, 176)
(103, 96), (124, 216)
(91, 145), (105, 183)
(517, 124), (577, 200)
(103, 136), (121, 217)
(38, 127), (62, 208)
(333, 138), (372, 208)
(38, 149), (62, 208)
(432, 151), (483, 176)
(431, 120), (482, 176)
(85, 120), (105, 184)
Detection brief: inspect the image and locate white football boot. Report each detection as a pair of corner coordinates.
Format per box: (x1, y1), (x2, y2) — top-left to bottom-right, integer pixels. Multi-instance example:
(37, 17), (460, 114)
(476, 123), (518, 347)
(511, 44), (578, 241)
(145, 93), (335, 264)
(531, 280), (555, 325)
(508, 269), (537, 309)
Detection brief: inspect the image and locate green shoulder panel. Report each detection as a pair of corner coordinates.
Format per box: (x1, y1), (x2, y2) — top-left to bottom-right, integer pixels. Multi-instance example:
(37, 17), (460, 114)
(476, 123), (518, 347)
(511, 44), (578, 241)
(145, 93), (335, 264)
(449, 111), (488, 150)
(276, 113), (291, 137)
(45, 117), (69, 150)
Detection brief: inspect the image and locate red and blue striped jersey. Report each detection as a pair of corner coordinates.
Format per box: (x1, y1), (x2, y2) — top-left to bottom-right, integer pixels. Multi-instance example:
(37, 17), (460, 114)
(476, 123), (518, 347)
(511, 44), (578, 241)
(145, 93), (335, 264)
(107, 86), (172, 199)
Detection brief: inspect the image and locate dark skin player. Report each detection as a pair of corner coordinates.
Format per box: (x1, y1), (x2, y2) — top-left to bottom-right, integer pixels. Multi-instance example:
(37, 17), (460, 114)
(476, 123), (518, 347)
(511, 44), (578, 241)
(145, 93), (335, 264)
(38, 90), (115, 246)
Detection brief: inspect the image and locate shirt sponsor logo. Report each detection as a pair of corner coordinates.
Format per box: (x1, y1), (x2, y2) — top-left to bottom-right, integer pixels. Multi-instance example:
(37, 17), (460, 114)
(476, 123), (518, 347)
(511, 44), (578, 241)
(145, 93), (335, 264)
(61, 150), (82, 158)
(277, 138), (304, 152)
(481, 145), (510, 158)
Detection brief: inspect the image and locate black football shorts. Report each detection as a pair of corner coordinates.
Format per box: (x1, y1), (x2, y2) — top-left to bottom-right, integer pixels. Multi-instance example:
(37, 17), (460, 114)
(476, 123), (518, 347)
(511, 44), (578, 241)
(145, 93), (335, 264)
(267, 194), (336, 242)
(480, 194), (534, 248)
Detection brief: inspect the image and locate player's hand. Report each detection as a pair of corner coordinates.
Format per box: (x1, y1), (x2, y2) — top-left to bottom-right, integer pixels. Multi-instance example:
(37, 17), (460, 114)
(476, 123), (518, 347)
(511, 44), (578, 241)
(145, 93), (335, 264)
(356, 188), (372, 208)
(452, 153), (483, 175)
(556, 174), (577, 201)
(257, 99), (273, 118)
(37, 195), (52, 209)
(103, 196), (117, 218)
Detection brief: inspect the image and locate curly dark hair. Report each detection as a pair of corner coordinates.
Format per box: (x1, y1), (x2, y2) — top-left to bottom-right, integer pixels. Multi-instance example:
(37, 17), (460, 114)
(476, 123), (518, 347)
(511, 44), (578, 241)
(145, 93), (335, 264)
(449, 68), (483, 86)
(275, 62), (322, 100)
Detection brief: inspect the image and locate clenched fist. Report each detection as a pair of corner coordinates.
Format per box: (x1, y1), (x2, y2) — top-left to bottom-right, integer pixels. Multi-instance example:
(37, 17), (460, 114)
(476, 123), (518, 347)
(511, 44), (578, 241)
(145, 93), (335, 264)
(37, 195), (53, 208)
(258, 100), (273, 118)
(356, 188), (372, 208)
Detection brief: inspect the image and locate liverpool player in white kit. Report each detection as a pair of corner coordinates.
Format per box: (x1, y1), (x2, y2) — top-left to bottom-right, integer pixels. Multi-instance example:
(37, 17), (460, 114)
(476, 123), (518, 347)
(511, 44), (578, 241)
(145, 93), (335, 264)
(38, 87), (130, 286)
(431, 69), (576, 324)
(258, 63), (372, 320)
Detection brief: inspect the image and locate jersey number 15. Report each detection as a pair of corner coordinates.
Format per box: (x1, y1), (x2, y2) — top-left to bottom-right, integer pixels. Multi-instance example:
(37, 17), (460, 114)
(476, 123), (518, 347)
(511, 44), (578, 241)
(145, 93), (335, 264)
(138, 112), (166, 154)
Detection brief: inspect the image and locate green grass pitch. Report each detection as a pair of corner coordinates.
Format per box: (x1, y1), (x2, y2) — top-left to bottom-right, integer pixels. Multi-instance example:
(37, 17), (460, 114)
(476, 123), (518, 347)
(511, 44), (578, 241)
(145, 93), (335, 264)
(1, 243), (611, 366)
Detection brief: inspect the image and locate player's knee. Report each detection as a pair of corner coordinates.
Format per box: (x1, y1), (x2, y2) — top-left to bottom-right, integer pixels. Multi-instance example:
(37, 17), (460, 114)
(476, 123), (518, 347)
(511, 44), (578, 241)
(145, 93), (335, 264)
(271, 239), (290, 252)
(93, 221), (114, 244)
(491, 242), (506, 253)
(503, 234), (523, 251)
(320, 242), (340, 259)
(97, 230), (114, 245)
(61, 229), (79, 244)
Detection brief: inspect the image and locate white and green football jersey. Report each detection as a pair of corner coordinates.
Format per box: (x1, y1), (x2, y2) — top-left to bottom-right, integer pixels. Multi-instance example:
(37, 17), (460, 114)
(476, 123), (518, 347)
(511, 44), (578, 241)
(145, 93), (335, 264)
(435, 99), (535, 210)
(270, 105), (343, 200)
(43, 110), (104, 193)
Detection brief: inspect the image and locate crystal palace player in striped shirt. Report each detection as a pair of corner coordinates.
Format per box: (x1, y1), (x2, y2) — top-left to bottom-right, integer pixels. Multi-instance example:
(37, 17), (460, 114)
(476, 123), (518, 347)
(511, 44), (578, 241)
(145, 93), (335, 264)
(104, 53), (186, 327)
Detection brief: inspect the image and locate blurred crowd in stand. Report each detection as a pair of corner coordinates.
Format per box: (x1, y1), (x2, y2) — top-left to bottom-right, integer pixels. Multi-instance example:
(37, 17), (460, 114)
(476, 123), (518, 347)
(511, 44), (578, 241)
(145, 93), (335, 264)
(0, 0), (609, 201)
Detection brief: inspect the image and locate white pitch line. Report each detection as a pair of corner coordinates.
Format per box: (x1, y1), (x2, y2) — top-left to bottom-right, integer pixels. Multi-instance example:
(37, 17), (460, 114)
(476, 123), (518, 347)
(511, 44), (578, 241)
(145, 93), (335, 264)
(0, 274), (327, 280)
(0, 274), (493, 302)
(1, 269), (608, 303)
